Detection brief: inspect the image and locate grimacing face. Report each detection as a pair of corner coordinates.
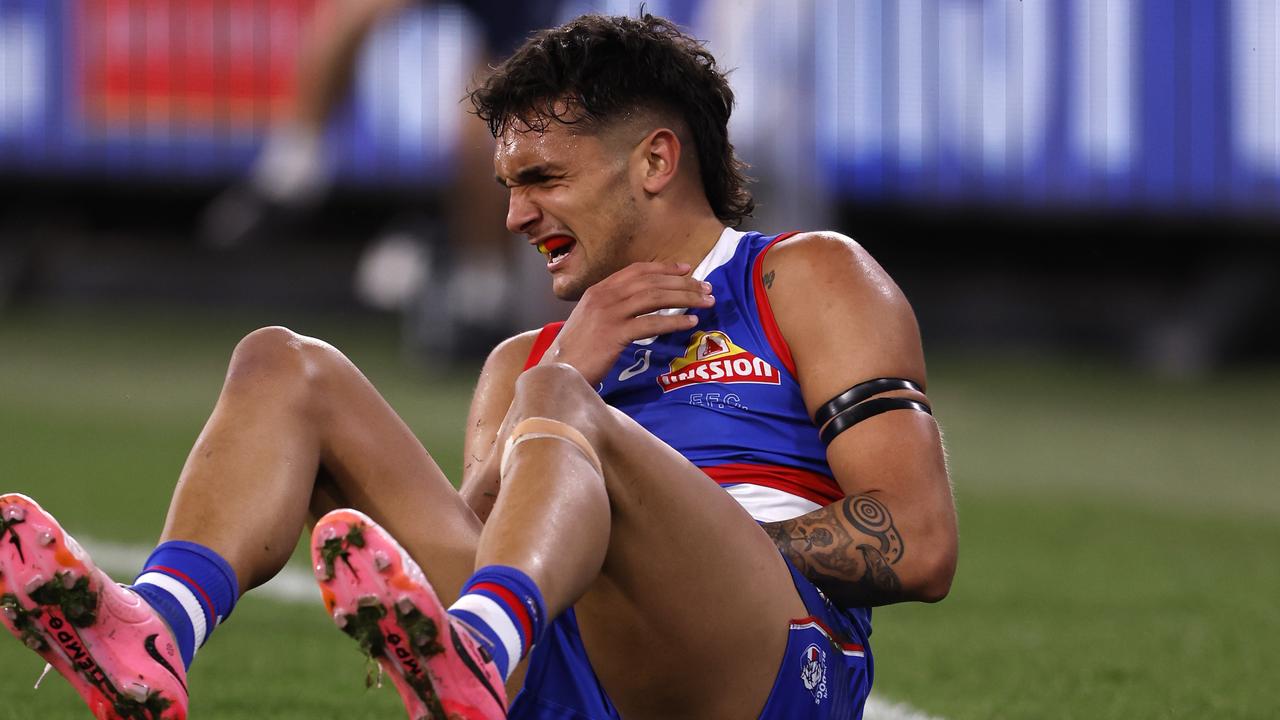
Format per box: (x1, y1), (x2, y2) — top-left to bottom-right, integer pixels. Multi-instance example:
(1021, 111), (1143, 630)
(495, 118), (646, 301)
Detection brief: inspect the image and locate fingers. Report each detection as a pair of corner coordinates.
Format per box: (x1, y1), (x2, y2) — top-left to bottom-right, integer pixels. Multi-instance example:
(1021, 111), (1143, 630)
(616, 261), (694, 278)
(629, 311), (701, 340)
(619, 288), (713, 318)
(550, 261), (711, 383)
(589, 263), (714, 317)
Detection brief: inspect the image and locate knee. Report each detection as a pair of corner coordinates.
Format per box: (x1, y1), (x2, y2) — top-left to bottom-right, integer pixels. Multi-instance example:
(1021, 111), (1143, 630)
(515, 363), (598, 406)
(224, 326), (344, 400)
(512, 364), (612, 438)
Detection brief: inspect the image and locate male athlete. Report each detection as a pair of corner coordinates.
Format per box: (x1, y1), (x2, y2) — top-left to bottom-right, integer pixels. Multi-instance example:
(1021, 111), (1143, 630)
(0, 13), (957, 720)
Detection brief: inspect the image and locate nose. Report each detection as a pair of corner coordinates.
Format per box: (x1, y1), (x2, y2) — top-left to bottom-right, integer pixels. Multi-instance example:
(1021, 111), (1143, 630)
(505, 187), (540, 235)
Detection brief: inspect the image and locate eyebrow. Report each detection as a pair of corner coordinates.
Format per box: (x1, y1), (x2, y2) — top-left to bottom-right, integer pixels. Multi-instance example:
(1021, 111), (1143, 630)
(496, 164), (559, 188)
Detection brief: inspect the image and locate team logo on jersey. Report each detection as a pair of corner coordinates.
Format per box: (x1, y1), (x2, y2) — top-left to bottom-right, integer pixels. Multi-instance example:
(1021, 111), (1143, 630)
(800, 643), (829, 704)
(618, 349), (652, 382)
(656, 331), (781, 392)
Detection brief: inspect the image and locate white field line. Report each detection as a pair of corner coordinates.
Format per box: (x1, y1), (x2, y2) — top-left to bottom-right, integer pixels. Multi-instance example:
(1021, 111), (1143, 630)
(78, 536), (945, 720)
(863, 696), (947, 720)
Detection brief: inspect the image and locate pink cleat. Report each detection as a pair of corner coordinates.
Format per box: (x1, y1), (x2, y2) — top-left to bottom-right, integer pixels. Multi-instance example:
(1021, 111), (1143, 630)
(311, 509), (506, 720)
(0, 493), (188, 719)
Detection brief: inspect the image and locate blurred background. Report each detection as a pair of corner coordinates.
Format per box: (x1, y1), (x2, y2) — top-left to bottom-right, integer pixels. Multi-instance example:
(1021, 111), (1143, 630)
(1, 0), (1278, 371)
(1, 1), (1278, 718)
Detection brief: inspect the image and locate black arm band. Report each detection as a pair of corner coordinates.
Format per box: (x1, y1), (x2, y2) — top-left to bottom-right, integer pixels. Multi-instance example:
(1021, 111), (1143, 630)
(819, 397), (933, 446)
(814, 377), (924, 428)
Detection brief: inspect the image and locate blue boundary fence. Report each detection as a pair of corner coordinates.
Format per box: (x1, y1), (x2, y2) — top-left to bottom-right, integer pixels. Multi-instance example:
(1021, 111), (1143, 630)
(1, 0), (1277, 216)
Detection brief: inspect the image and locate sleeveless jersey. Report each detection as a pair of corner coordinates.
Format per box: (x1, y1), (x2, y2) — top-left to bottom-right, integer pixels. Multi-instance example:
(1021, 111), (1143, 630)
(524, 228), (841, 523)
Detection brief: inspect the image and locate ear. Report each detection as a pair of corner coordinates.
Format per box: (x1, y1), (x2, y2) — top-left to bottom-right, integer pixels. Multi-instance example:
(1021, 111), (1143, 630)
(635, 128), (681, 195)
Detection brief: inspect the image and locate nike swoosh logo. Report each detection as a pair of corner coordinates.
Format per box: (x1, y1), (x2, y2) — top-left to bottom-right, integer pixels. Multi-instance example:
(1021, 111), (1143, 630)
(618, 349), (651, 382)
(145, 633), (187, 693)
(450, 624), (504, 710)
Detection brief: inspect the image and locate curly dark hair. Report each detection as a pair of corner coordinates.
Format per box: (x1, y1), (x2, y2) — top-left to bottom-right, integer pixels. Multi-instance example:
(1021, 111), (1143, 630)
(469, 13), (754, 226)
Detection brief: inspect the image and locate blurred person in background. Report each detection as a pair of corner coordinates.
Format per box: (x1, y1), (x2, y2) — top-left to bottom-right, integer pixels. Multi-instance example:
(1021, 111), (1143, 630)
(202, 0), (563, 359)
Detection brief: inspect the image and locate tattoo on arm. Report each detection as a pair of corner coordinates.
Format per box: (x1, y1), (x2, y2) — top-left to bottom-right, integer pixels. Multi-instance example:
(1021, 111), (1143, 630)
(762, 269), (776, 289)
(764, 494), (905, 606)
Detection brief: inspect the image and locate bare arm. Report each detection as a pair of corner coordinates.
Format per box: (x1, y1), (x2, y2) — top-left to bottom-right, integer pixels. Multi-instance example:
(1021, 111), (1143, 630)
(759, 232), (957, 606)
(460, 261), (715, 518)
(458, 330), (539, 522)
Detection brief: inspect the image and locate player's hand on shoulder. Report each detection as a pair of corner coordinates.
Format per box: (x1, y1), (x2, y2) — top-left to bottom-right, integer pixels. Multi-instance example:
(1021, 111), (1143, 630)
(541, 261), (714, 385)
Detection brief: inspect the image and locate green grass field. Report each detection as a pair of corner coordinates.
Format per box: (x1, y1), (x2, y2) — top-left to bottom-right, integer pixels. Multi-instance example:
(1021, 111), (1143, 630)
(2, 305), (1278, 719)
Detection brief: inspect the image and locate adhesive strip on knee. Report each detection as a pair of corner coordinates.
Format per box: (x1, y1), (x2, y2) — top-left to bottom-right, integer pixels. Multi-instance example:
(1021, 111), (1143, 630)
(500, 417), (603, 479)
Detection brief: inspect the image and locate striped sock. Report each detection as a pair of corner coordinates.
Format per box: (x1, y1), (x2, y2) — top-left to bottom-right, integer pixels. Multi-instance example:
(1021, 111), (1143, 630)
(130, 541), (239, 670)
(447, 565), (546, 681)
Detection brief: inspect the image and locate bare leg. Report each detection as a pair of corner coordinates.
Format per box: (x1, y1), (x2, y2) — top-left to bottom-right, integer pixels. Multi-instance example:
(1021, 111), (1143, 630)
(158, 326), (479, 604)
(226, 0), (413, 213)
(449, 85), (512, 266)
(478, 364), (807, 719)
(292, 0), (414, 135)
(441, 60), (567, 339)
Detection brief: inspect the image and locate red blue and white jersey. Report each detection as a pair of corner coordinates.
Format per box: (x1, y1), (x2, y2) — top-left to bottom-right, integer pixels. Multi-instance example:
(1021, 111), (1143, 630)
(525, 228), (841, 523)
(514, 228), (873, 719)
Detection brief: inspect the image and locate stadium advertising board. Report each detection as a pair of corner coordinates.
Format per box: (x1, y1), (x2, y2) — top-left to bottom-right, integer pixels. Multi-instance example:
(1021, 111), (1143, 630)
(0, 0), (1277, 215)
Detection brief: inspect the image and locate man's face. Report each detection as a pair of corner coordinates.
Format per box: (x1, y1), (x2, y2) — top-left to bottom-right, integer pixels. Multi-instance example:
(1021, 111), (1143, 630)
(494, 117), (644, 301)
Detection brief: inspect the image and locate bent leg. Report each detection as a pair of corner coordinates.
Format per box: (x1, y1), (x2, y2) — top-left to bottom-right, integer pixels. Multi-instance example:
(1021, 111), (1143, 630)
(479, 364), (806, 719)
(159, 326), (479, 604)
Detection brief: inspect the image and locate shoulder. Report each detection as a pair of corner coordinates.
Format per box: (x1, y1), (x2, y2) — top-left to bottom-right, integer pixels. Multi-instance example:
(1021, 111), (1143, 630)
(759, 230), (926, 393)
(482, 328), (544, 377)
(762, 231), (896, 295)
(761, 230), (914, 324)
(469, 328), (543, 428)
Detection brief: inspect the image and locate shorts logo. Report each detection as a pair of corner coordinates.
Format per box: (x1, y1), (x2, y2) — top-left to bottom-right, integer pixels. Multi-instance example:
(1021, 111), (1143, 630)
(657, 331), (780, 392)
(800, 643), (828, 704)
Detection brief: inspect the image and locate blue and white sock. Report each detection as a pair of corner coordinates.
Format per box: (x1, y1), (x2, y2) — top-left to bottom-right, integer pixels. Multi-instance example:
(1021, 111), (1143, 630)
(130, 541), (239, 670)
(447, 565), (546, 681)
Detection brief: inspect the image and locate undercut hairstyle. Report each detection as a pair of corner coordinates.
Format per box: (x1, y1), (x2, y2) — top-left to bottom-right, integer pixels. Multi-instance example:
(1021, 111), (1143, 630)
(469, 13), (755, 226)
